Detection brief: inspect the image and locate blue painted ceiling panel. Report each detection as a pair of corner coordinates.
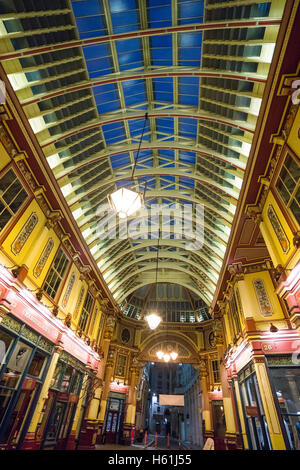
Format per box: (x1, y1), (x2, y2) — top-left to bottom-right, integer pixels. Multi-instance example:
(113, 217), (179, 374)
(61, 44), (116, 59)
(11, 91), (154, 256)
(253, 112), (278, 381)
(110, 153), (131, 169)
(178, 0), (204, 25)
(147, 0), (172, 28)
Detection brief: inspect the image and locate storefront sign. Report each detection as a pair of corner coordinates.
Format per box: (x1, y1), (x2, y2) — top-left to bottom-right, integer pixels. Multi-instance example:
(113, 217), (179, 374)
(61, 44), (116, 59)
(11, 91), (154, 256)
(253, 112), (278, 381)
(245, 406), (259, 417)
(61, 332), (89, 365)
(109, 382), (129, 394)
(260, 337), (300, 355)
(57, 392), (69, 402)
(2, 289), (59, 344)
(0, 271), (99, 371)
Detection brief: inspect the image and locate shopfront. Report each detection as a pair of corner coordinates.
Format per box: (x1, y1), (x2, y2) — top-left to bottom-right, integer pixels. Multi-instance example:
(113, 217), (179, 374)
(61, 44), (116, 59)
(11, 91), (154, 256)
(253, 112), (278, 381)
(0, 314), (54, 449)
(0, 267), (100, 450)
(39, 351), (85, 450)
(237, 362), (272, 450)
(267, 355), (300, 450)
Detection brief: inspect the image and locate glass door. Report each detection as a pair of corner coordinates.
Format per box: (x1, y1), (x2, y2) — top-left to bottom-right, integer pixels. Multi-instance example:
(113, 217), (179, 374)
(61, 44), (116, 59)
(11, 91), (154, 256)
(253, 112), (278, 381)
(212, 400), (226, 438)
(42, 400), (67, 449)
(56, 402), (76, 449)
(106, 411), (119, 443)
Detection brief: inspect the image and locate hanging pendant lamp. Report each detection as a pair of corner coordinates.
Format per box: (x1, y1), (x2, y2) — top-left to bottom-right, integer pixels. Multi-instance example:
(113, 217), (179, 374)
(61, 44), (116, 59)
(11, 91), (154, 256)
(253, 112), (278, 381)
(145, 229), (162, 330)
(108, 113), (148, 218)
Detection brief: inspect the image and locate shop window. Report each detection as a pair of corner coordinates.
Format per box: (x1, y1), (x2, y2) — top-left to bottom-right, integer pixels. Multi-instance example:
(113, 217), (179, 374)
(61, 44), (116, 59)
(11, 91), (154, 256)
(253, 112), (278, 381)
(0, 168), (28, 232)
(27, 350), (46, 378)
(0, 329), (14, 366)
(268, 361), (300, 450)
(212, 360), (220, 383)
(69, 370), (81, 394)
(0, 389), (14, 428)
(238, 363), (272, 450)
(50, 360), (63, 390)
(50, 360), (82, 394)
(43, 248), (69, 299)
(1, 340), (32, 389)
(275, 153), (300, 225)
(78, 291), (94, 331)
(60, 365), (73, 393)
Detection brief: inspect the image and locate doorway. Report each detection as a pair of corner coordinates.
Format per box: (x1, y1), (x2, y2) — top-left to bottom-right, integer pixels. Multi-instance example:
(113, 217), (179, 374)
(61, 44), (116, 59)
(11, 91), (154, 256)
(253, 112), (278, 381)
(104, 395), (125, 444)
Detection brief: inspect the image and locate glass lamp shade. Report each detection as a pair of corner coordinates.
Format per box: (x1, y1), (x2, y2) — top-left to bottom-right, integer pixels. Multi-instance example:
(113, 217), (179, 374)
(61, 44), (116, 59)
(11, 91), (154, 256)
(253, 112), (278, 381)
(163, 353), (170, 363)
(108, 187), (143, 218)
(156, 351), (164, 360)
(145, 313), (161, 330)
(170, 351), (178, 361)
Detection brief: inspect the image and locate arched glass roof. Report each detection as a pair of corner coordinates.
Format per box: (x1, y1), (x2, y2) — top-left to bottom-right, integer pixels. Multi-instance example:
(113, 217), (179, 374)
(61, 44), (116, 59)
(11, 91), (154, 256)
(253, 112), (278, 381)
(0, 0), (286, 306)
(121, 283), (211, 323)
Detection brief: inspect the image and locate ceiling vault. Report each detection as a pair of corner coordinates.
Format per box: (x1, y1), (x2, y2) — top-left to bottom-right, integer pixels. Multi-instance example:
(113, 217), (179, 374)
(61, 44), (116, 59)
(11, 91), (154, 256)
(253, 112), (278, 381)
(0, 0), (286, 308)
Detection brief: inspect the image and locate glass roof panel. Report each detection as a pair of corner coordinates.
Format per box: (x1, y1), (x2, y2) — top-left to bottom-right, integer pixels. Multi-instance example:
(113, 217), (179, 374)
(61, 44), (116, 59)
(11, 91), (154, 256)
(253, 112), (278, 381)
(110, 153), (131, 169)
(147, 0), (172, 29)
(94, 83), (121, 113)
(179, 117), (197, 139)
(109, 0), (140, 34)
(0, 0), (283, 309)
(83, 43), (113, 78)
(123, 79), (147, 107)
(178, 0), (204, 25)
(116, 38), (143, 71)
(150, 34), (173, 67)
(178, 77), (199, 106)
(102, 121), (126, 145)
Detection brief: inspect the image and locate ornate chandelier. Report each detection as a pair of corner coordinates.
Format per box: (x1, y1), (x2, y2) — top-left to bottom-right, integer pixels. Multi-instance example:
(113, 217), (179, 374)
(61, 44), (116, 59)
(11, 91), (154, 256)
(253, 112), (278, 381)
(145, 313), (161, 330)
(156, 346), (178, 362)
(108, 113), (148, 218)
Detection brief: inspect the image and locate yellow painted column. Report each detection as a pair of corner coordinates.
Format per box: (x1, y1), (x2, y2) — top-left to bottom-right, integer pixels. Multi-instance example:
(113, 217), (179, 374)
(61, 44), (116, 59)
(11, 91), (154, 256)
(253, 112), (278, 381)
(74, 374), (90, 440)
(71, 372), (94, 448)
(213, 313), (238, 446)
(87, 385), (102, 420)
(253, 356), (286, 450)
(24, 346), (62, 444)
(125, 366), (139, 425)
(96, 322), (114, 423)
(98, 357), (115, 425)
(198, 362), (212, 436)
(232, 373), (249, 449)
(216, 344), (237, 440)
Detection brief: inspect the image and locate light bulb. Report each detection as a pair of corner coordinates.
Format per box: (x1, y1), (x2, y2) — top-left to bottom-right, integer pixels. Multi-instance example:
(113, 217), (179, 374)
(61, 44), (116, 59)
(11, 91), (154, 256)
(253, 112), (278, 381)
(156, 351), (164, 360)
(145, 313), (161, 330)
(163, 353), (170, 362)
(108, 187), (143, 218)
(170, 351), (178, 360)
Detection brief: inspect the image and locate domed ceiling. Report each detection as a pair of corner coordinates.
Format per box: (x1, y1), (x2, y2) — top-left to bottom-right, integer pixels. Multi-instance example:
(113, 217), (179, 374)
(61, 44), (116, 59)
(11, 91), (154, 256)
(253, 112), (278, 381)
(0, 0), (286, 307)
